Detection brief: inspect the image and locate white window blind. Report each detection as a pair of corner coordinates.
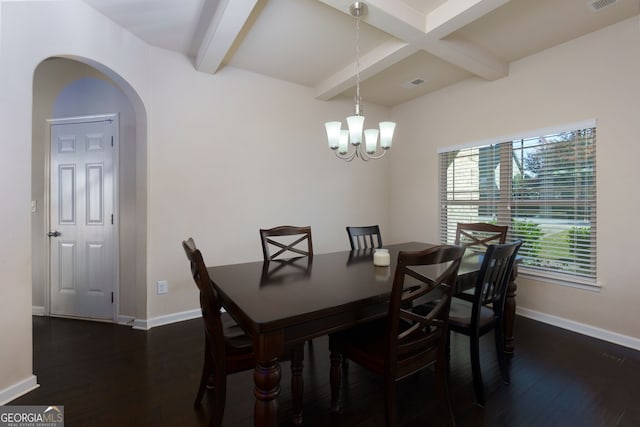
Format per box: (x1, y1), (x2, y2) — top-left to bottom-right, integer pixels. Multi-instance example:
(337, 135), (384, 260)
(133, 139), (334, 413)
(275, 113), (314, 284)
(439, 125), (597, 284)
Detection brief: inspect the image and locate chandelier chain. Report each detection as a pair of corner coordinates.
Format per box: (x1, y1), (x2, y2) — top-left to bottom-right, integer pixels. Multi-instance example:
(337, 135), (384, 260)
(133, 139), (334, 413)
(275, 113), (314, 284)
(354, 7), (361, 112)
(324, 1), (396, 161)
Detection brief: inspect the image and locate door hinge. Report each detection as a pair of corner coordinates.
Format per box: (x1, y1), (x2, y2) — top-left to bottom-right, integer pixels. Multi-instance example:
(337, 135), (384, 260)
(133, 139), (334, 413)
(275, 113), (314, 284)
(111, 136), (114, 147)
(111, 292), (114, 304)
(111, 214), (114, 225)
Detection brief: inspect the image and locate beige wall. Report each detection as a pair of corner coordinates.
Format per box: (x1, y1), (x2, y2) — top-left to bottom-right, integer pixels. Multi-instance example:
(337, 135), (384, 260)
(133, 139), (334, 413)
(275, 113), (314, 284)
(144, 49), (390, 318)
(389, 16), (640, 340)
(0, 0), (390, 398)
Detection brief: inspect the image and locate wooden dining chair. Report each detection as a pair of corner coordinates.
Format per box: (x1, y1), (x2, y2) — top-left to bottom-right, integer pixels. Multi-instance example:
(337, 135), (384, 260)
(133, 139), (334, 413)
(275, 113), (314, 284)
(182, 238), (256, 427)
(346, 225), (383, 250)
(260, 225), (313, 260)
(447, 240), (522, 407)
(455, 222), (508, 252)
(329, 244), (466, 427)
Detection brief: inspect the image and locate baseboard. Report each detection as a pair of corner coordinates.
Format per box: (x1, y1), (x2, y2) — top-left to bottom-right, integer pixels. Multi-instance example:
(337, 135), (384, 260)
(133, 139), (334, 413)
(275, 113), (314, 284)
(516, 307), (640, 351)
(0, 375), (39, 405)
(32, 306), (45, 316)
(116, 315), (135, 326)
(131, 308), (202, 331)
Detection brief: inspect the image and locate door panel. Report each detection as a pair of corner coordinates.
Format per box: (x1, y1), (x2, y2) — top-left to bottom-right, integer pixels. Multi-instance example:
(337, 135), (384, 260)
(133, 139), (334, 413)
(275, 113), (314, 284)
(49, 119), (115, 319)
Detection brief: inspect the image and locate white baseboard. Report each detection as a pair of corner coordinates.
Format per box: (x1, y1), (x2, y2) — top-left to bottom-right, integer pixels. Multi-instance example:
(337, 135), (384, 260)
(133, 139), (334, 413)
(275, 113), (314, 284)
(131, 308), (202, 331)
(32, 306), (45, 316)
(116, 315), (135, 326)
(0, 375), (39, 405)
(516, 307), (640, 351)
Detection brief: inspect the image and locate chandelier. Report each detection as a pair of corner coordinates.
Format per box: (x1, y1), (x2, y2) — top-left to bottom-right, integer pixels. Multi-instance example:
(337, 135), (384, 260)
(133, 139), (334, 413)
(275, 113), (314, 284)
(324, 1), (396, 162)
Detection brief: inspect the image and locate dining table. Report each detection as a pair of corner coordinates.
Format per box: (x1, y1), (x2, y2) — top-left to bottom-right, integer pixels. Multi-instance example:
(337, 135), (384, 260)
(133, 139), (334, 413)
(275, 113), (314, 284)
(206, 242), (519, 427)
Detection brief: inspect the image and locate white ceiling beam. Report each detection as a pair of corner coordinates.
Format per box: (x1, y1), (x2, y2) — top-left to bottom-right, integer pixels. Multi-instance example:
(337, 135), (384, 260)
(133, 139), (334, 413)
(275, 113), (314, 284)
(195, 0), (258, 74)
(317, 0), (425, 42)
(314, 0), (510, 98)
(315, 41), (417, 101)
(425, 0), (511, 40)
(423, 36), (508, 80)
(314, 0), (424, 100)
(421, 0), (510, 80)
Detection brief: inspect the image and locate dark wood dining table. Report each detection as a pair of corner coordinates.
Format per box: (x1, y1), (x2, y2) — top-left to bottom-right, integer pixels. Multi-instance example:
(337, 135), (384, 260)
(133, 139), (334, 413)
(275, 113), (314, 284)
(207, 242), (519, 427)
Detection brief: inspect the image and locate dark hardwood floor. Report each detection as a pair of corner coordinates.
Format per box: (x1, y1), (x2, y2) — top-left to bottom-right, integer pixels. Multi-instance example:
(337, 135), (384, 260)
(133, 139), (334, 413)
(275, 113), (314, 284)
(11, 315), (640, 427)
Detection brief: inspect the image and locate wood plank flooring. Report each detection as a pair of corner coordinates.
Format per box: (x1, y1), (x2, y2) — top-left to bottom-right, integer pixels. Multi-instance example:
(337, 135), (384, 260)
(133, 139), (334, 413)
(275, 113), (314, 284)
(11, 315), (640, 426)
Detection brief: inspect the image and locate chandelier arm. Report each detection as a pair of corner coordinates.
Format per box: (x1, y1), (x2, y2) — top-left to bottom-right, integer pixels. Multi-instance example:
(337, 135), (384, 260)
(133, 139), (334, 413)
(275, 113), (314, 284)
(334, 147), (358, 162)
(360, 148), (388, 161)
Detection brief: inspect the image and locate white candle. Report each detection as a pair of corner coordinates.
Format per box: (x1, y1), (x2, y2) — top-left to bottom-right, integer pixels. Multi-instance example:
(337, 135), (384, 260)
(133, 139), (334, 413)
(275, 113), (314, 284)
(373, 248), (390, 266)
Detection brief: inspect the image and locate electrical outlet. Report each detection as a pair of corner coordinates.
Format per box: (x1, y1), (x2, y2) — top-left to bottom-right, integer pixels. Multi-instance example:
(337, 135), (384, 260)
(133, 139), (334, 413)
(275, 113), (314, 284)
(157, 280), (168, 295)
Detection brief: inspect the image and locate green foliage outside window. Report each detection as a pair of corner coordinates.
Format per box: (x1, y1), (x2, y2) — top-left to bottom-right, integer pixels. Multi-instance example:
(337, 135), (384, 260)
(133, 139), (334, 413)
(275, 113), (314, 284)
(511, 219), (542, 266)
(568, 226), (591, 262)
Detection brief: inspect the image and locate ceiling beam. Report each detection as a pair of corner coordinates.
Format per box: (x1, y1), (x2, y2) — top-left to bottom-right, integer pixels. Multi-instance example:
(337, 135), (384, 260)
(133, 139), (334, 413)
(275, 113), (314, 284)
(195, 0), (259, 74)
(422, 36), (508, 81)
(425, 0), (511, 40)
(420, 0), (510, 79)
(318, 0), (426, 41)
(314, 0), (510, 99)
(315, 41), (417, 100)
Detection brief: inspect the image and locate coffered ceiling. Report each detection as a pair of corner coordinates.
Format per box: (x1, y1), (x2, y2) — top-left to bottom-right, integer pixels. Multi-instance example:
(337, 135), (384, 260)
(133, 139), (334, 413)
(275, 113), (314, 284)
(81, 0), (639, 106)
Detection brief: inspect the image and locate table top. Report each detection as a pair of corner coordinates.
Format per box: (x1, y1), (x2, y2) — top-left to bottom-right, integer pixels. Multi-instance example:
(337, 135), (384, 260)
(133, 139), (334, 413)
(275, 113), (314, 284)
(207, 242), (484, 336)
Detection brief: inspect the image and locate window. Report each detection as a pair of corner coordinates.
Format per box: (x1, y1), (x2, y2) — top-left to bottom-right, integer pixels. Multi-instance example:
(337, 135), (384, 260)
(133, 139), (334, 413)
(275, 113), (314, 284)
(438, 121), (597, 286)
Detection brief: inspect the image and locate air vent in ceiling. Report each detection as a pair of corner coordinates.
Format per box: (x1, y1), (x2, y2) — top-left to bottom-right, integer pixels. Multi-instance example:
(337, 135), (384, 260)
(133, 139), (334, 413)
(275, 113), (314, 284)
(401, 78), (425, 89)
(588, 0), (618, 11)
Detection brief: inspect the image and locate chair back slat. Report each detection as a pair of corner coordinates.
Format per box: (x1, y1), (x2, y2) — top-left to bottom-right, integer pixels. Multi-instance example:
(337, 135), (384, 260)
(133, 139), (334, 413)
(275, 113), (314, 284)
(455, 222), (508, 252)
(471, 241), (522, 321)
(346, 225), (383, 250)
(260, 226), (313, 260)
(385, 245), (466, 368)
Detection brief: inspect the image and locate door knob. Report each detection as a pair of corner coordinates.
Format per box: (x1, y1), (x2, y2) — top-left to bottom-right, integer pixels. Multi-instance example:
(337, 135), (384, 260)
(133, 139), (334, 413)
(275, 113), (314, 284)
(47, 230), (61, 237)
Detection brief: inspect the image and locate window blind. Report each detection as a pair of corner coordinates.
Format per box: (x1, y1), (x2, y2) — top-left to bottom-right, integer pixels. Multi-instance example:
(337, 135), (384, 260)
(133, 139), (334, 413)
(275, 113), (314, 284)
(439, 126), (597, 284)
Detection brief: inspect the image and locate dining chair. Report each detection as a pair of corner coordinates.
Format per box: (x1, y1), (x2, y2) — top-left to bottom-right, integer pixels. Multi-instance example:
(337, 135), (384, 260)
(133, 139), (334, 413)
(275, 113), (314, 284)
(329, 244), (466, 427)
(182, 238), (256, 426)
(447, 240), (522, 407)
(258, 225), (312, 422)
(346, 225), (383, 250)
(260, 225), (313, 260)
(455, 222), (508, 252)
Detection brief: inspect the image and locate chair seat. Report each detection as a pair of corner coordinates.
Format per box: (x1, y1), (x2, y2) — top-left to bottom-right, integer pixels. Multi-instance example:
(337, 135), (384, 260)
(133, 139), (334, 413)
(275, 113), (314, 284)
(331, 318), (387, 373)
(331, 317), (442, 377)
(221, 311), (252, 352)
(448, 299), (496, 330)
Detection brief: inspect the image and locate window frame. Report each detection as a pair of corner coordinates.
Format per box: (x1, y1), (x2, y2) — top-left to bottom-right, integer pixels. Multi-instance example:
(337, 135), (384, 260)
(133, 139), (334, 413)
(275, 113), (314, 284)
(438, 120), (598, 288)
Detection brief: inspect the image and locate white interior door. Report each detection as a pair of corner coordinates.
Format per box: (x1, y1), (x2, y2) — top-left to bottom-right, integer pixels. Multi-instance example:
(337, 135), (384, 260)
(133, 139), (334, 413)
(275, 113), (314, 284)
(49, 117), (116, 320)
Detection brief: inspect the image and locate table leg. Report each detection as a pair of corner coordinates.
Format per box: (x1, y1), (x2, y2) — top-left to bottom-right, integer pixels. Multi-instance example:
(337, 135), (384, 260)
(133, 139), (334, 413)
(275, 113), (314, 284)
(291, 344), (304, 426)
(329, 351), (342, 413)
(254, 358), (281, 427)
(504, 278), (517, 357)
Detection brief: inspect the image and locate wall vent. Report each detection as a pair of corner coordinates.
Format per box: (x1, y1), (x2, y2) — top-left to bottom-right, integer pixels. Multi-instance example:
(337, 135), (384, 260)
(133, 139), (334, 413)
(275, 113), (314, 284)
(588, 0), (618, 11)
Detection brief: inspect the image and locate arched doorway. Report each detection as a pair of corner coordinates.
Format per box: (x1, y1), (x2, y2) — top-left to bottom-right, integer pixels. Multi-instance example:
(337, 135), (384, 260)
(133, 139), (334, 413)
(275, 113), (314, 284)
(31, 57), (148, 323)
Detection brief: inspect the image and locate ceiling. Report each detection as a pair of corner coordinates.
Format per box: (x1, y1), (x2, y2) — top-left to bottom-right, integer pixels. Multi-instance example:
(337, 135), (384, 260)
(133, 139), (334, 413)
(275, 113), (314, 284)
(81, 0), (639, 107)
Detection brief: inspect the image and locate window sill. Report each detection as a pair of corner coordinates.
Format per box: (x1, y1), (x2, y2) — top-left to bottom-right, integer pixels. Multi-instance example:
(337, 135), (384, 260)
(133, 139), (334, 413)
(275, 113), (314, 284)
(518, 268), (601, 292)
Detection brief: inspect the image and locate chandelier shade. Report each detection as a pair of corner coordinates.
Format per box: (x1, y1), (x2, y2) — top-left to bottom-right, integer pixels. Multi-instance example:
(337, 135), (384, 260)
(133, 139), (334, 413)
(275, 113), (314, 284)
(324, 2), (396, 162)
